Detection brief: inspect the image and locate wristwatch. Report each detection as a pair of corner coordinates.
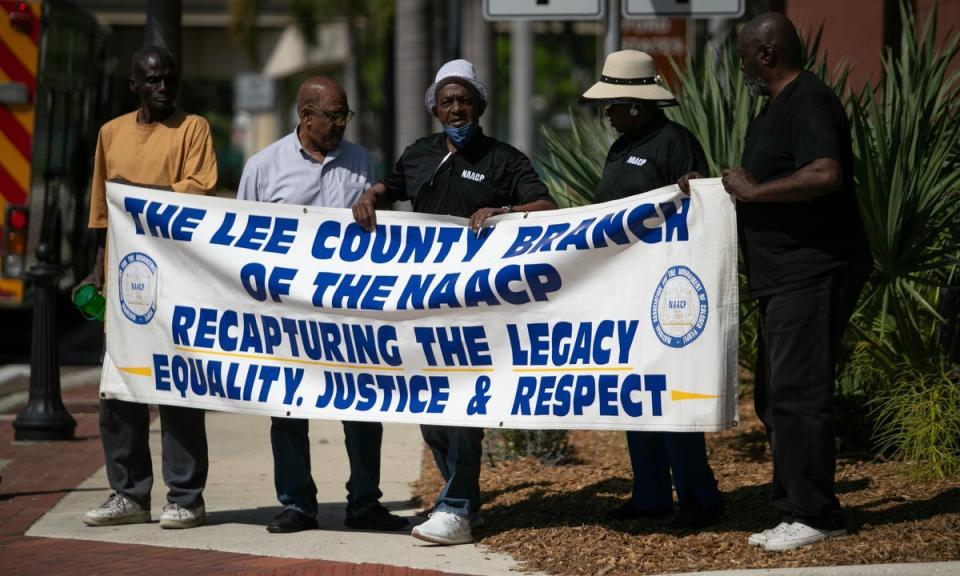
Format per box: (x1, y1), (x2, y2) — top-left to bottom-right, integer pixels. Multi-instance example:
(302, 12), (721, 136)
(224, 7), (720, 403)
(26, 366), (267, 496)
(501, 205), (513, 214)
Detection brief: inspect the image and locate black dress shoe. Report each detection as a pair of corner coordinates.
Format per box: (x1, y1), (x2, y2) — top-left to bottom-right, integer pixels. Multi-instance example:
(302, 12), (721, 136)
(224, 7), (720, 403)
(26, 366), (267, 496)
(671, 498), (725, 530)
(267, 508), (319, 533)
(344, 503), (409, 531)
(605, 501), (673, 521)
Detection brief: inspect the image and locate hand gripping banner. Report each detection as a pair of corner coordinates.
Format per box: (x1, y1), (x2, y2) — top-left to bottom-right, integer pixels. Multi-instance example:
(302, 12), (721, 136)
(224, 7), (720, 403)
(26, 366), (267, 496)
(100, 179), (739, 431)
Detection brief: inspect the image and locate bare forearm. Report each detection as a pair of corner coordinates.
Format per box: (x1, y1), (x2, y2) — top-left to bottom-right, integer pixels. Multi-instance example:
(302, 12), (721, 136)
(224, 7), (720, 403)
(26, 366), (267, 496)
(723, 158), (842, 203)
(512, 199), (557, 213)
(753, 175), (839, 203)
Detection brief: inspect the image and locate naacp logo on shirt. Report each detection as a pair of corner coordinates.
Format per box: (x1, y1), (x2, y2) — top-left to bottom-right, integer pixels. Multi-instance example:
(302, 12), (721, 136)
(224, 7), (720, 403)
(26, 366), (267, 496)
(118, 252), (159, 325)
(650, 265), (708, 348)
(626, 156), (648, 167)
(461, 169), (486, 183)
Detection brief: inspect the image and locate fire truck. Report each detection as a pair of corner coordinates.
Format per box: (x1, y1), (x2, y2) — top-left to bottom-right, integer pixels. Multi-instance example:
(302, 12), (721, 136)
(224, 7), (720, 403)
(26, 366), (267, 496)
(0, 0), (116, 308)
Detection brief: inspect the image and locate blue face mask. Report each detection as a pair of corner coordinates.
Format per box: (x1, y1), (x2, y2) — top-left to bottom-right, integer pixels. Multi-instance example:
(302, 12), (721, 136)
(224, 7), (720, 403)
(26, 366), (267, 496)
(443, 122), (475, 149)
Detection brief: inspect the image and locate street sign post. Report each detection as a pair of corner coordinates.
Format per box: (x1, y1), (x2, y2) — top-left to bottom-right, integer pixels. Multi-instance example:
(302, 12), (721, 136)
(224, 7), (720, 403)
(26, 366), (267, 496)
(484, 0), (605, 21)
(623, 0), (744, 19)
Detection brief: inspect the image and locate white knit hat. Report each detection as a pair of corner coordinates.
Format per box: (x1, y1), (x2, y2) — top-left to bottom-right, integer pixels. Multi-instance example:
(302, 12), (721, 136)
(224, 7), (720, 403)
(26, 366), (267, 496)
(581, 50), (676, 104)
(424, 59), (489, 113)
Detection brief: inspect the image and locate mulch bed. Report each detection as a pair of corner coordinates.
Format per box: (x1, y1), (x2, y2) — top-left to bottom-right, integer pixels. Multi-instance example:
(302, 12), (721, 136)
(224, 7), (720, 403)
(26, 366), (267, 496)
(412, 394), (960, 575)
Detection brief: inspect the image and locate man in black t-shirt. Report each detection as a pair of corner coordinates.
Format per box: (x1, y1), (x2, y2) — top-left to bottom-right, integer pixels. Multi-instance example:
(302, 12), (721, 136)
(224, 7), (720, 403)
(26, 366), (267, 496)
(353, 59), (555, 545)
(682, 13), (870, 552)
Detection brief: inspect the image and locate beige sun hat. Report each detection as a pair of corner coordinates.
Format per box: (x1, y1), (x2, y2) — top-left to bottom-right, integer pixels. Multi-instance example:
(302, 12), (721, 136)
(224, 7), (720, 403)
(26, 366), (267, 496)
(581, 50), (676, 105)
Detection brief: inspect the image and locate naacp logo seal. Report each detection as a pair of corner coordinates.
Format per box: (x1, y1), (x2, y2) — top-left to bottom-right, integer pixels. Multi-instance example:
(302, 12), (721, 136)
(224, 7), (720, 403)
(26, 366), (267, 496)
(118, 252), (158, 325)
(651, 265), (708, 348)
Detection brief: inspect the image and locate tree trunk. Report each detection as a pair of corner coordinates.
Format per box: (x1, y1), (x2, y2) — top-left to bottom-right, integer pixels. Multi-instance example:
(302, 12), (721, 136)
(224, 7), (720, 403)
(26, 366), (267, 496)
(394, 0), (430, 158)
(461, 0), (494, 135)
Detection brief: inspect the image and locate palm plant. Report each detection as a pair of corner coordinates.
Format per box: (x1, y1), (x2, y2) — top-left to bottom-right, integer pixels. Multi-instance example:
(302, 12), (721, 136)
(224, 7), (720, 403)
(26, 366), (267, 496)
(849, 4), (960, 366)
(664, 41), (762, 176)
(538, 111), (614, 208)
(847, 3), (960, 478)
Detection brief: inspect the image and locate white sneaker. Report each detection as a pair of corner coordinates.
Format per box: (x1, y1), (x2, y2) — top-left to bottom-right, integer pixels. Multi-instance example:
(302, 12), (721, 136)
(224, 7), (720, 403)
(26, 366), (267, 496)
(159, 502), (206, 529)
(747, 521), (791, 546)
(762, 521), (846, 552)
(412, 511), (473, 545)
(83, 493), (151, 526)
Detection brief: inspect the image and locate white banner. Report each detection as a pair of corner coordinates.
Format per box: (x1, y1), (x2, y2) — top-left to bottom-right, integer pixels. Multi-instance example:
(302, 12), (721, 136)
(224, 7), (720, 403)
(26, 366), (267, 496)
(100, 179), (739, 431)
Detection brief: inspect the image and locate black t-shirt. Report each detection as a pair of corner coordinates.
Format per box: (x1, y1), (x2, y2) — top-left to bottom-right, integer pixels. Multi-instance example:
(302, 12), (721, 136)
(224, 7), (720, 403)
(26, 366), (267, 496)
(382, 129), (553, 218)
(739, 71), (871, 297)
(595, 113), (708, 202)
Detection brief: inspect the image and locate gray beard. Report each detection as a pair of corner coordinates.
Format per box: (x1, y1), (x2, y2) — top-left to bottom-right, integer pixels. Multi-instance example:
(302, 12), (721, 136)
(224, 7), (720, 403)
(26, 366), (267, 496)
(744, 74), (770, 97)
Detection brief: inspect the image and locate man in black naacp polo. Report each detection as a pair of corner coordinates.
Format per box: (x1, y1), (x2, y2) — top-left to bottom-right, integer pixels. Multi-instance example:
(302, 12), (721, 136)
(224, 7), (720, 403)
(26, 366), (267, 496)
(352, 58), (556, 546)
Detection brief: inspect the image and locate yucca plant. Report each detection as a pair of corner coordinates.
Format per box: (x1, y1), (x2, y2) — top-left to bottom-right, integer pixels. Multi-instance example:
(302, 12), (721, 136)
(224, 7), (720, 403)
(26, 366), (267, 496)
(539, 111), (615, 207)
(664, 41), (762, 176)
(849, 1), (960, 367)
(848, 2), (960, 478)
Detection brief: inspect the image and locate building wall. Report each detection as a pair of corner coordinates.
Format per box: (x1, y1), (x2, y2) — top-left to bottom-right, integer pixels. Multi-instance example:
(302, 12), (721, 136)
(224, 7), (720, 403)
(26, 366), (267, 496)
(786, 0), (885, 90)
(916, 0), (960, 77)
(787, 0), (959, 91)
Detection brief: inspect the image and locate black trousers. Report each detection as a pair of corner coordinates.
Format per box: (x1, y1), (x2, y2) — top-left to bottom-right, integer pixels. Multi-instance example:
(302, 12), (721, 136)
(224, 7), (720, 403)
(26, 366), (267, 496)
(270, 417), (384, 518)
(99, 399), (208, 509)
(754, 266), (866, 530)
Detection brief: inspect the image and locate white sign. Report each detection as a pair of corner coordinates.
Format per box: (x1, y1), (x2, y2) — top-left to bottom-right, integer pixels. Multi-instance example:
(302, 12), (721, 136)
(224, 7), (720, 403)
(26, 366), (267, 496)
(484, 0), (605, 21)
(234, 73), (275, 112)
(623, 0), (744, 18)
(100, 180), (739, 432)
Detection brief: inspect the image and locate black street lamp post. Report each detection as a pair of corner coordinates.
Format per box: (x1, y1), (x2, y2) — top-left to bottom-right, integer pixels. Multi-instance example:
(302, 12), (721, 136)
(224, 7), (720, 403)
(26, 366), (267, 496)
(12, 240), (76, 441)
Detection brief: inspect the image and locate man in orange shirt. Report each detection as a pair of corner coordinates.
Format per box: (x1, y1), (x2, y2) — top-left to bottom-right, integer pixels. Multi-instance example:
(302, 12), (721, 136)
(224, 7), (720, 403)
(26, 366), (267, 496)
(82, 45), (217, 529)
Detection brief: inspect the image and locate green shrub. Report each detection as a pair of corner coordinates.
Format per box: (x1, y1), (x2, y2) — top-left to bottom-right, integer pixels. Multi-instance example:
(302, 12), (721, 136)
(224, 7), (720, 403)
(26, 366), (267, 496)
(869, 358), (960, 479)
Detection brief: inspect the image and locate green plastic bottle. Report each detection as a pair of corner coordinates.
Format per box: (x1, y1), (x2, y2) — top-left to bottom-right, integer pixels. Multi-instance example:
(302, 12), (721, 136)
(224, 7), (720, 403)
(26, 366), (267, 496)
(73, 283), (105, 322)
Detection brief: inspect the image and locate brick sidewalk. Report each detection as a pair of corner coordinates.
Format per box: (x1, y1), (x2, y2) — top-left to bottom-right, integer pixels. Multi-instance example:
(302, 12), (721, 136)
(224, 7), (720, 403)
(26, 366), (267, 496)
(0, 383), (452, 576)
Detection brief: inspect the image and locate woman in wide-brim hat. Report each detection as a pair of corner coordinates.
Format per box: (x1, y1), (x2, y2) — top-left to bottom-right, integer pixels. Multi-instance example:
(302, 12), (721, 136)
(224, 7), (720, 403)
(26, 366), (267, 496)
(582, 50), (726, 528)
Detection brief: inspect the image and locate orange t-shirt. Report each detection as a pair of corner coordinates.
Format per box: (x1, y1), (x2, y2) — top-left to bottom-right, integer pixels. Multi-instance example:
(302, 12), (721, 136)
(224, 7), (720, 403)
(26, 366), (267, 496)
(88, 109), (218, 229)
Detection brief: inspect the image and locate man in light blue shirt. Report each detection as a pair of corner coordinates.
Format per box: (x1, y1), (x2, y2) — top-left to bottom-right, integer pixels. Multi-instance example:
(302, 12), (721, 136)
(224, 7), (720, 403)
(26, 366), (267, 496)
(237, 76), (407, 534)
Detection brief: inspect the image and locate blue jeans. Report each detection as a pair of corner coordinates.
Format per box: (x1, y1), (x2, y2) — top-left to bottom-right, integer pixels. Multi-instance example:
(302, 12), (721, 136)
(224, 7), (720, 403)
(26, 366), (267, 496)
(270, 417), (383, 518)
(626, 431), (721, 511)
(421, 424), (483, 518)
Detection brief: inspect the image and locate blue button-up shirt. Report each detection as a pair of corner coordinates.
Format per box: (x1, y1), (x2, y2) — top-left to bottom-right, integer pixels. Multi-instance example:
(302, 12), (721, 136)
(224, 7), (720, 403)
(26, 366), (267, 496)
(237, 129), (376, 208)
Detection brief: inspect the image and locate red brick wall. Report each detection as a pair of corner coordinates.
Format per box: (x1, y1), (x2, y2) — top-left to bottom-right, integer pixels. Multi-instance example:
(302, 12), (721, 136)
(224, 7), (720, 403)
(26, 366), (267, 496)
(786, 0), (885, 91)
(786, 0), (959, 91)
(916, 0), (960, 77)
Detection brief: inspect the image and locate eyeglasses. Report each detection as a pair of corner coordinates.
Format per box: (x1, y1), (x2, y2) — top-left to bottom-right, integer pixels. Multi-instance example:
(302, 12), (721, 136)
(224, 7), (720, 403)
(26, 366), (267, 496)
(305, 104), (355, 125)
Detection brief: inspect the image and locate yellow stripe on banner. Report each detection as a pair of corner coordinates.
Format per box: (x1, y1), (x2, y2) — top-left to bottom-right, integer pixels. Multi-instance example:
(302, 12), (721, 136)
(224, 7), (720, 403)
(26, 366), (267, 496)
(0, 14), (39, 76)
(671, 390), (720, 401)
(0, 67), (34, 134)
(422, 367), (494, 373)
(513, 366), (633, 373)
(0, 129), (29, 191)
(173, 346), (405, 372)
(119, 366), (153, 377)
